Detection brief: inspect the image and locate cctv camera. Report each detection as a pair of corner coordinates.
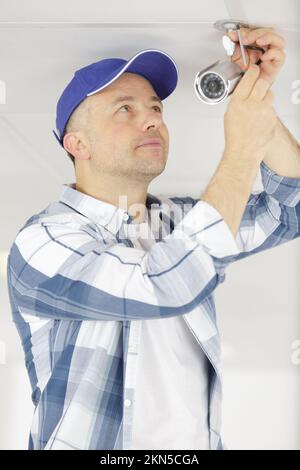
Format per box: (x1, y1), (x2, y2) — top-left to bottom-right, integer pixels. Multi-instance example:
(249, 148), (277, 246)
(194, 59), (243, 105)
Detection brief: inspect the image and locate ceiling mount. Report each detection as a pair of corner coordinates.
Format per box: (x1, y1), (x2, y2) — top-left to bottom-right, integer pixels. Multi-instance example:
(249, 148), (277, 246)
(214, 19), (250, 32)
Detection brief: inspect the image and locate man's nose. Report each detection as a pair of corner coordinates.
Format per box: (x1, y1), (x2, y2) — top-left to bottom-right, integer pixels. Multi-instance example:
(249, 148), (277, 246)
(141, 109), (163, 131)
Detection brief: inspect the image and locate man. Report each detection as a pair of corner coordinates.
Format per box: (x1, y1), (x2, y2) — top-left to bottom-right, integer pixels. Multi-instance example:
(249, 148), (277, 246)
(6, 28), (300, 450)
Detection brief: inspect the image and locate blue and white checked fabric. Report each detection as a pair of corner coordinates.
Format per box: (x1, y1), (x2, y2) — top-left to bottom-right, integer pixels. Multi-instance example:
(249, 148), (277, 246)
(6, 161), (300, 450)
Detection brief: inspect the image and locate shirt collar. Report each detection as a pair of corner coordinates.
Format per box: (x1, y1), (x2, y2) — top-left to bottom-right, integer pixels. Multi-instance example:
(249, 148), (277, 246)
(59, 182), (162, 234)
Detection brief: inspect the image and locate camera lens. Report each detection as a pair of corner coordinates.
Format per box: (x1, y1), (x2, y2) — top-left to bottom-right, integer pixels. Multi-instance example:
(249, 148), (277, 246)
(200, 73), (226, 100)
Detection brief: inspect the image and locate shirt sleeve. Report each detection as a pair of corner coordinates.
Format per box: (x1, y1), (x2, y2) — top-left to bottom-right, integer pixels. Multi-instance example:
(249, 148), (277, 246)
(7, 200), (241, 322)
(226, 160), (300, 265)
(171, 161), (300, 271)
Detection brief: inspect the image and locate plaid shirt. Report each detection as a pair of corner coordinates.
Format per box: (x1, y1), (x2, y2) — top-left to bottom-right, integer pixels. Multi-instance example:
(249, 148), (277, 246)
(6, 161), (300, 450)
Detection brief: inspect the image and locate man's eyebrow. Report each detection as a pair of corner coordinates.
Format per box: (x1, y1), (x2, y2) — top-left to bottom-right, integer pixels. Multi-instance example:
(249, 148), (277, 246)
(111, 95), (163, 107)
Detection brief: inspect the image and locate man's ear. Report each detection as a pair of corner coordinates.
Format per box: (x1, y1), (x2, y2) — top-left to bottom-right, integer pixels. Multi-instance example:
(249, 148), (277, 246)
(63, 131), (91, 161)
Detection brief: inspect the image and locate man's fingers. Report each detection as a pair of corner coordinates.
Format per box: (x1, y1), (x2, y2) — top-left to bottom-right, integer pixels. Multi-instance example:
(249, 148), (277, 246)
(250, 77), (272, 101)
(260, 47), (286, 63)
(263, 89), (274, 106)
(245, 31), (286, 49)
(228, 27), (274, 43)
(228, 27), (285, 50)
(233, 63), (260, 100)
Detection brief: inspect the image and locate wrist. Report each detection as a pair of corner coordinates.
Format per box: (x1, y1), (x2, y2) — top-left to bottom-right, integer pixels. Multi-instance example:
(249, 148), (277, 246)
(221, 148), (261, 186)
(223, 145), (265, 166)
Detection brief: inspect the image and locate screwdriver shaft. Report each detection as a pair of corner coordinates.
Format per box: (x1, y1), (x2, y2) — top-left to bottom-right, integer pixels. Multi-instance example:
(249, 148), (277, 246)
(237, 28), (248, 66)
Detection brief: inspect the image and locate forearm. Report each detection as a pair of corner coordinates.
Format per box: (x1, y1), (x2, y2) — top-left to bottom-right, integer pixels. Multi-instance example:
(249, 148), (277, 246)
(263, 116), (300, 178)
(201, 149), (261, 238)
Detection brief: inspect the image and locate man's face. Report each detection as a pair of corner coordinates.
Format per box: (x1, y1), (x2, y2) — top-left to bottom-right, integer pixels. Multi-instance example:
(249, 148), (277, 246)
(81, 72), (169, 181)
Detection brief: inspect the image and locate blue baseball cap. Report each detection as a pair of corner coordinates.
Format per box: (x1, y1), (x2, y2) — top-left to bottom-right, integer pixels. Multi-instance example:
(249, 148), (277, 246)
(53, 48), (178, 148)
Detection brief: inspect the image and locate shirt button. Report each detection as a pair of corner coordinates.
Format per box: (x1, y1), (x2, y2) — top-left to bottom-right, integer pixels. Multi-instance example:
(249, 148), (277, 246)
(123, 213), (129, 221)
(124, 399), (131, 407)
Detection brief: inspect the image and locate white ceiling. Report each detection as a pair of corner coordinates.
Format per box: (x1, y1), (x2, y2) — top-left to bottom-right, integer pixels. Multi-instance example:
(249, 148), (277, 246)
(1, 0), (300, 26)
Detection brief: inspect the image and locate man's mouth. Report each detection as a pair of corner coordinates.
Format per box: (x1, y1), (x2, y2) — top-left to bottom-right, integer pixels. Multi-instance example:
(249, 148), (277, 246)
(136, 137), (163, 148)
(137, 143), (162, 148)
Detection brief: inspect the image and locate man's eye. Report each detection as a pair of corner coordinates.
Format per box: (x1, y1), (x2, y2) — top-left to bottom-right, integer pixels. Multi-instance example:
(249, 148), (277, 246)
(120, 105), (130, 112)
(120, 105), (162, 112)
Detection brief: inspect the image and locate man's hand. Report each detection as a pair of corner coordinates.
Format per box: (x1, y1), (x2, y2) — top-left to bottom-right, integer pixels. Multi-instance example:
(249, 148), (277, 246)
(224, 63), (277, 159)
(227, 27), (286, 85)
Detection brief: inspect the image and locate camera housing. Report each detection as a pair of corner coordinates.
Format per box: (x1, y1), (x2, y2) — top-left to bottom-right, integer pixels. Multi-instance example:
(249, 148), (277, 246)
(194, 59), (243, 105)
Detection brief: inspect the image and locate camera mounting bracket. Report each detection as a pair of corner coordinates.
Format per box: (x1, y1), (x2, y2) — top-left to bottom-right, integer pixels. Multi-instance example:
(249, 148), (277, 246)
(214, 19), (250, 33)
(214, 19), (265, 67)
